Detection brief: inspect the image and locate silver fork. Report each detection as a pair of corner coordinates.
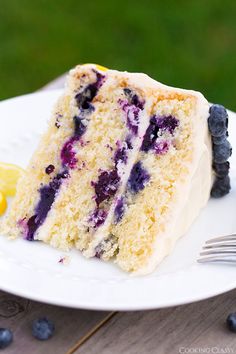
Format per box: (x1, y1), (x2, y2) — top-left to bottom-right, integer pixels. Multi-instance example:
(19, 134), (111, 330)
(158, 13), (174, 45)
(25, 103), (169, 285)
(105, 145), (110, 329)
(198, 233), (236, 264)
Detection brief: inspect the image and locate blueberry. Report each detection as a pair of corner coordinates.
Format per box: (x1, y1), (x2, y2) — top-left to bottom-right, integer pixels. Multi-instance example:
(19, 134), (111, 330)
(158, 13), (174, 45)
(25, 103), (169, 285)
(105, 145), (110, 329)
(45, 164), (55, 175)
(141, 115), (179, 153)
(141, 116), (159, 152)
(227, 313), (236, 332)
(61, 136), (79, 169)
(211, 175), (230, 198)
(73, 116), (87, 138)
(114, 146), (128, 165)
(75, 72), (105, 111)
(114, 197), (125, 223)
(156, 115), (179, 135)
(208, 104), (228, 137)
(75, 84), (97, 110)
(32, 318), (55, 341)
(92, 169), (120, 206)
(212, 134), (227, 146)
(26, 170), (69, 241)
(123, 88), (144, 109)
(213, 140), (232, 163)
(89, 208), (107, 228)
(213, 161), (230, 177)
(0, 328), (13, 349)
(127, 161), (150, 194)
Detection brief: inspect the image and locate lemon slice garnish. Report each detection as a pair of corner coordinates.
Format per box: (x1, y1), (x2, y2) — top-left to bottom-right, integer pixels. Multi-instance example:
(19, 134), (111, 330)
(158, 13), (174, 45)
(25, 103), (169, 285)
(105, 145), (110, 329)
(0, 162), (24, 196)
(0, 191), (7, 215)
(82, 63), (108, 72)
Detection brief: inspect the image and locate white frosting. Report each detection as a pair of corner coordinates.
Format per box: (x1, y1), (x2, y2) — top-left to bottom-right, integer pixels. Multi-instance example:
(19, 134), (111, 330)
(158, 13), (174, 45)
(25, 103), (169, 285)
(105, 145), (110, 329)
(134, 91), (212, 275)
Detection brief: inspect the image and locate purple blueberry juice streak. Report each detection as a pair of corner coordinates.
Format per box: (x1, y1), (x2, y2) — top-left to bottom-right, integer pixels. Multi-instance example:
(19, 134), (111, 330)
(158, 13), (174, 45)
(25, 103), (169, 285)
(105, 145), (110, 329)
(89, 208), (108, 229)
(114, 197), (125, 223)
(73, 115), (87, 137)
(154, 140), (170, 155)
(75, 71), (105, 111)
(90, 134), (133, 228)
(141, 116), (159, 152)
(26, 170), (69, 240)
(17, 218), (27, 235)
(123, 88), (144, 109)
(141, 115), (179, 154)
(125, 135), (133, 150)
(127, 161), (150, 194)
(90, 89), (142, 228)
(119, 88), (144, 136)
(119, 100), (140, 135)
(114, 146), (128, 165)
(114, 140), (129, 166)
(91, 169), (120, 207)
(61, 136), (79, 169)
(156, 116), (179, 134)
(61, 72), (105, 168)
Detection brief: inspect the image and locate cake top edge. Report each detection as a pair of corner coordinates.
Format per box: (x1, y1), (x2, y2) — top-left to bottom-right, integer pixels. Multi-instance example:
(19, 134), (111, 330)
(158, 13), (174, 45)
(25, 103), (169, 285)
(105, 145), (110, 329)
(68, 63), (209, 108)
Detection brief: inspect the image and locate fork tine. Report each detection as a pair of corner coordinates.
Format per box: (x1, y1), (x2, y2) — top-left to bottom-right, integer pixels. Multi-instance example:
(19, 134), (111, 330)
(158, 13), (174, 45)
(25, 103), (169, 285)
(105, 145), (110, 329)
(203, 243), (236, 250)
(206, 234), (236, 244)
(200, 249), (236, 256)
(198, 233), (236, 265)
(198, 255), (236, 264)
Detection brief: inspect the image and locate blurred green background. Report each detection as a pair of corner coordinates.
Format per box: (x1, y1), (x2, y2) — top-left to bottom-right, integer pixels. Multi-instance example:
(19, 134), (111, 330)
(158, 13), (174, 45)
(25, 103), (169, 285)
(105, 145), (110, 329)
(0, 0), (235, 109)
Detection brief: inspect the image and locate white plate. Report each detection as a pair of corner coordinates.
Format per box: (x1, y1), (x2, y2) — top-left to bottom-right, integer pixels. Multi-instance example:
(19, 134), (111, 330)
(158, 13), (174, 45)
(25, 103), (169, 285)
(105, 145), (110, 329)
(0, 90), (236, 311)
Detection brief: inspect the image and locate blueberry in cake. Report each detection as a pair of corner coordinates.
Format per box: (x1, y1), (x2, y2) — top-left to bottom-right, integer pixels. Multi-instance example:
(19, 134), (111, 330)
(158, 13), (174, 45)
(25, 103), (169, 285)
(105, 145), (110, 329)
(0, 64), (232, 274)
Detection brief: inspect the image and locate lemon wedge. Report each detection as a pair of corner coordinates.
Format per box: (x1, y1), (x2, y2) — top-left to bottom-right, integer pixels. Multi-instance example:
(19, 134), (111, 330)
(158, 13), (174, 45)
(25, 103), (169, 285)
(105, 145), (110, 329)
(0, 162), (24, 196)
(0, 191), (7, 215)
(82, 63), (108, 72)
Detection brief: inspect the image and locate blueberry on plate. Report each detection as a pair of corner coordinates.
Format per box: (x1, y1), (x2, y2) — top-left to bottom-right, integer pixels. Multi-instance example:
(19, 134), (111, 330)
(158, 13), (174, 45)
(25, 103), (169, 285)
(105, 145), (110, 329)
(213, 140), (232, 163)
(211, 175), (230, 198)
(227, 313), (236, 332)
(213, 161), (230, 177)
(32, 318), (55, 340)
(212, 134), (227, 146)
(0, 328), (13, 349)
(208, 104), (228, 137)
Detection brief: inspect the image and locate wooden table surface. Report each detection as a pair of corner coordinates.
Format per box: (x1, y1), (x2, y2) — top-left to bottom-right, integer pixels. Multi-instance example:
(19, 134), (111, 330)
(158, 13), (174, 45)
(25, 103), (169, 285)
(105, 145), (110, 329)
(1, 76), (236, 354)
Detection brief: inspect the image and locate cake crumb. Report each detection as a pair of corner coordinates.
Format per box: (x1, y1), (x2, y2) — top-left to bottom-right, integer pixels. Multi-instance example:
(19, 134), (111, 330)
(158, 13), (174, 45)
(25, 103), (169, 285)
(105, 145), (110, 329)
(58, 255), (70, 265)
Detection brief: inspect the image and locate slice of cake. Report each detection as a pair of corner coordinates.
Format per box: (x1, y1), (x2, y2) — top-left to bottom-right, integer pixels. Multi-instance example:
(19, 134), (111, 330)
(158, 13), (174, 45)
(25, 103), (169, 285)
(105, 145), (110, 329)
(1, 64), (231, 274)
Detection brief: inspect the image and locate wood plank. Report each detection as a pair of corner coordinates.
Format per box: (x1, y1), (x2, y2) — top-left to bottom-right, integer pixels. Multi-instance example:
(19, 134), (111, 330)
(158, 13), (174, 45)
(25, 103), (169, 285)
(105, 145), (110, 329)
(76, 289), (236, 354)
(0, 290), (109, 354)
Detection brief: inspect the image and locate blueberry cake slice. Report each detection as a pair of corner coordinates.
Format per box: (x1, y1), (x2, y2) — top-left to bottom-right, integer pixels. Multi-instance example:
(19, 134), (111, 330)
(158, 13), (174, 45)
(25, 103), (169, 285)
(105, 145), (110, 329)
(1, 64), (231, 274)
